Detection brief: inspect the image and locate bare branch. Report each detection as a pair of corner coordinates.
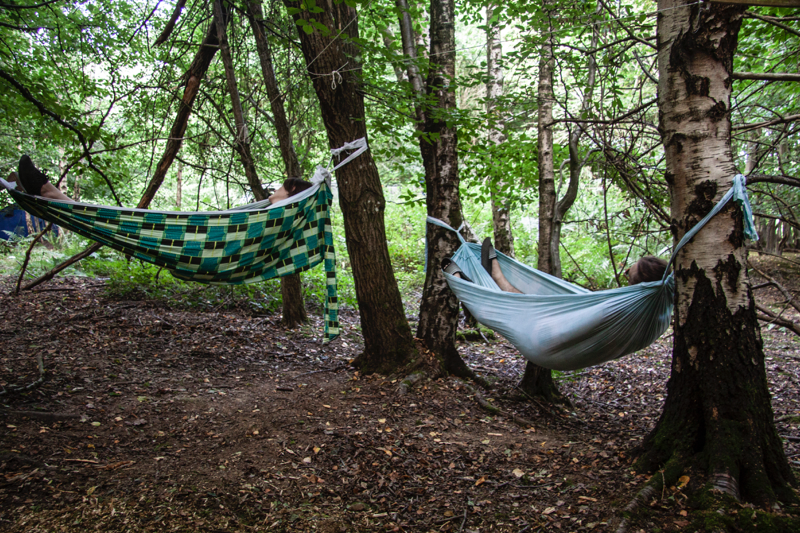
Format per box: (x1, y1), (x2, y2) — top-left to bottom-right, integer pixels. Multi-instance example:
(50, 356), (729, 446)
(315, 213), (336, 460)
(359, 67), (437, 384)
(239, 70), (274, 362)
(745, 10), (800, 39)
(756, 304), (800, 337)
(547, 98), (657, 127)
(732, 113), (800, 132)
(733, 72), (800, 82)
(748, 260), (800, 314)
(0, 354), (46, 397)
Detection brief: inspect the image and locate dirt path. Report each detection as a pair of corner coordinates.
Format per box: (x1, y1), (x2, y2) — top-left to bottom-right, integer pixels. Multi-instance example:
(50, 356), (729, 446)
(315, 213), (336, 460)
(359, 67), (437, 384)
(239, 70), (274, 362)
(0, 265), (798, 532)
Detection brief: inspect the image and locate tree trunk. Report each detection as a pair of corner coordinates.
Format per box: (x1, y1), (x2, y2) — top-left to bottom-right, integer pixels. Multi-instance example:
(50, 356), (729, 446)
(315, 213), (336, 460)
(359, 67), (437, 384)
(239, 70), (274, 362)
(536, 8), (557, 277)
(553, 4), (601, 276)
(520, 5), (565, 403)
(248, 0), (307, 327)
(284, 0), (417, 373)
(486, 4), (513, 257)
(415, 0), (475, 380)
(636, 0), (795, 505)
(396, 0), (425, 123)
(213, 0), (267, 201)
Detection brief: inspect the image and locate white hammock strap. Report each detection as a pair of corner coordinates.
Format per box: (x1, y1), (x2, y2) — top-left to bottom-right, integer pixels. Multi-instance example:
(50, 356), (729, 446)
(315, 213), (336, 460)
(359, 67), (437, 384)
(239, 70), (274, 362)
(426, 216), (467, 245)
(330, 137), (368, 171)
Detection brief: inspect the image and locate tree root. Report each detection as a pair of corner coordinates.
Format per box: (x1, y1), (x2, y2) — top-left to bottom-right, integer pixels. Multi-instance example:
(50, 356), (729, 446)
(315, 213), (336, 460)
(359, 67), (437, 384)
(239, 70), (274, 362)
(459, 381), (536, 429)
(0, 354), (45, 396)
(616, 455), (685, 533)
(397, 372), (425, 396)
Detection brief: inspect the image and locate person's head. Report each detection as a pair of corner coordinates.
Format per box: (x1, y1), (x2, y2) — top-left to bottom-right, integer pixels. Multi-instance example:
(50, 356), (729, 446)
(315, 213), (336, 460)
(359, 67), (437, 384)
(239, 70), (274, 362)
(625, 256), (668, 285)
(268, 177), (313, 203)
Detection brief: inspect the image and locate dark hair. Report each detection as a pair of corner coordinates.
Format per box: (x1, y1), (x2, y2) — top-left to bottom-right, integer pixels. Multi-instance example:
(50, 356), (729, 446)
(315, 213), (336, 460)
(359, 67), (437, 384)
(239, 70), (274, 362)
(283, 177), (312, 197)
(626, 256), (668, 285)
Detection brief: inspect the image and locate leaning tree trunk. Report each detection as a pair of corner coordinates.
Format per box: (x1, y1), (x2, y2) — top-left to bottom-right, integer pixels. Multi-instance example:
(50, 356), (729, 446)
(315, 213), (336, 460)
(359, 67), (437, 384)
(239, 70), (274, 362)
(486, 3), (513, 257)
(520, 4), (566, 404)
(213, 0), (267, 201)
(415, 0), (476, 380)
(636, 0), (795, 505)
(139, 8), (223, 208)
(284, 0), (417, 373)
(248, 0), (306, 327)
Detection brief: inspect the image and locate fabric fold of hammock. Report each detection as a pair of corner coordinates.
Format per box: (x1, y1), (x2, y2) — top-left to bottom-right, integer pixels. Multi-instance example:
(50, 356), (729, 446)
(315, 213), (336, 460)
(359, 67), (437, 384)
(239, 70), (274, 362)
(1, 139), (371, 342)
(432, 174), (758, 370)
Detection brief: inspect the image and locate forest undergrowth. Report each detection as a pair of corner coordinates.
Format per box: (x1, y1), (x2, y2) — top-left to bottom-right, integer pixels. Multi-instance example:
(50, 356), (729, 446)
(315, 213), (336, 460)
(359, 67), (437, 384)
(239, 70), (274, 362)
(0, 252), (798, 532)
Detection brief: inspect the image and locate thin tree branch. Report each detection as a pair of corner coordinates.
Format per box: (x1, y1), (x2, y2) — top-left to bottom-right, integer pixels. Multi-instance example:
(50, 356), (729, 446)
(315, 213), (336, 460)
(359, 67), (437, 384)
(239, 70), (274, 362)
(733, 113), (800, 132)
(547, 98), (657, 127)
(733, 72), (800, 82)
(745, 10), (800, 39)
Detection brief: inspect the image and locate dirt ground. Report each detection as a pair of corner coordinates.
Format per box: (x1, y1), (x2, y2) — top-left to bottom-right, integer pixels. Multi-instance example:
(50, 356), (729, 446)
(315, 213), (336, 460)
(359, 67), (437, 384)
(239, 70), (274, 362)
(1, 253), (799, 532)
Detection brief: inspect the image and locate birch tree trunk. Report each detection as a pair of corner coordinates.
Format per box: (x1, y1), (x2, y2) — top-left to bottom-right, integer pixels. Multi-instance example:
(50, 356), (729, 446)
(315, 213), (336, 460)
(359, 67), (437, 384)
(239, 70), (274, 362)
(519, 5), (565, 403)
(393, 0), (478, 378)
(247, 0), (306, 327)
(636, 0), (795, 504)
(284, 0), (418, 373)
(486, 4), (513, 257)
(415, 0), (477, 379)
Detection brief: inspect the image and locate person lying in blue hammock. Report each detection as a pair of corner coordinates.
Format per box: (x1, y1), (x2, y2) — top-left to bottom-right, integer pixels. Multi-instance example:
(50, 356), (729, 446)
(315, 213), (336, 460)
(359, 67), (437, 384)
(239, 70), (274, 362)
(7, 155), (311, 206)
(443, 238), (667, 288)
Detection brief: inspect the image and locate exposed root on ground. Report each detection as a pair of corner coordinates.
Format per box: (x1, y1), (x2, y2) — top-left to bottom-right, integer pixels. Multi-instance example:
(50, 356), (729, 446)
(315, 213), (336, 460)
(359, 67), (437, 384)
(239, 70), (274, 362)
(459, 380), (536, 429)
(616, 455), (685, 533)
(0, 354), (45, 396)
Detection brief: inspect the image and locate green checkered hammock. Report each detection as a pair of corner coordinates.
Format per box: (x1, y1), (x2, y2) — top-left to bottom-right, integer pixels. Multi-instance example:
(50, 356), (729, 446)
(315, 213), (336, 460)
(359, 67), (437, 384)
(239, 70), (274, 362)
(433, 174), (758, 370)
(1, 139), (371, 342)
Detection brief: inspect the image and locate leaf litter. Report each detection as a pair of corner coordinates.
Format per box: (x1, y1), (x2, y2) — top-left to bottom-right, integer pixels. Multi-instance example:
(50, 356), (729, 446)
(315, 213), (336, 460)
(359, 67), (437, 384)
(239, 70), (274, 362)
(0, 254), (798, 532)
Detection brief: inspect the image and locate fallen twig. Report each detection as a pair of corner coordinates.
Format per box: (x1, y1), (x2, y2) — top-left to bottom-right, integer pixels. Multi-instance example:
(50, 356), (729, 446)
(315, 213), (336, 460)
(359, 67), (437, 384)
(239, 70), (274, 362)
(14, 222), (53, 295)
(2, 410), (80, 421)
(0, 354), (46, 396)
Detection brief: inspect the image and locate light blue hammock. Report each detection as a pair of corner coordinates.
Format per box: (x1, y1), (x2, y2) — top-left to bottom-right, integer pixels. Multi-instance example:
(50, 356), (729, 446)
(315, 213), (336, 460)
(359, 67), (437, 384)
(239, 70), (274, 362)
(433, 174), (758, 370)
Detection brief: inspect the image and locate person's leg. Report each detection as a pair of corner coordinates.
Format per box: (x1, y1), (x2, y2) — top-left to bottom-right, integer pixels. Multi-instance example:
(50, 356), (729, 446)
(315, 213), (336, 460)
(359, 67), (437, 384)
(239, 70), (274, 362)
(482, 238), (522, 293)
(39, 181), (72, 201)
(491, 259), (522, 293)
(7, 171), (23, 191)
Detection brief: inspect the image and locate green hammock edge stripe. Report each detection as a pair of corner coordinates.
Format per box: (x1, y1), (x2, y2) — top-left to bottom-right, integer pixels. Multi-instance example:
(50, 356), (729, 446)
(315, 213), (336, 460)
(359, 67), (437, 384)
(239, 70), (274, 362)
(7, 185), (339, 343)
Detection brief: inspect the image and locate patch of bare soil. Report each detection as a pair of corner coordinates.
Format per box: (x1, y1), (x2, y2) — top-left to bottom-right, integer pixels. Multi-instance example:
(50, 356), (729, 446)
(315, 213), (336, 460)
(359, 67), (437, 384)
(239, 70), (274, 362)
(0, 256), (799, 532)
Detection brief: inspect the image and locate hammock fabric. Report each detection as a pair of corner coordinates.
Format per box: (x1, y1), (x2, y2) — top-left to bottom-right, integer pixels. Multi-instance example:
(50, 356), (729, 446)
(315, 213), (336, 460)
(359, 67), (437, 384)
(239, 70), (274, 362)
(433, 174), (758, 370)
(1, 138), (370, 342)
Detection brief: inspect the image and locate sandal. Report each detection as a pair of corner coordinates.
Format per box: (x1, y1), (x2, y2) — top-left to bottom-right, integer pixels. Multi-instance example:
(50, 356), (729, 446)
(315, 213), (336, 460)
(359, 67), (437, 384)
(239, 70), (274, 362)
(481, 237), (496, 275)
(442, 258), (472, 283)
(18, 155), (49, 196)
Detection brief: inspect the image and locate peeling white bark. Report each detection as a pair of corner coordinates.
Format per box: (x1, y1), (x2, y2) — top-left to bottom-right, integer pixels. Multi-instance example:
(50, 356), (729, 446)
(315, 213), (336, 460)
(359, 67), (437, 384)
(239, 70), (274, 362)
(658, 0), (749, 322)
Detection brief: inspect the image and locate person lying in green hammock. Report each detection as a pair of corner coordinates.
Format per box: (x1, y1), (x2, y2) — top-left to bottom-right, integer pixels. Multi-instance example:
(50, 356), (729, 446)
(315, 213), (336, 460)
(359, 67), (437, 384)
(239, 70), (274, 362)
(7, 155), (310, 206)
(443, 238), (667, 289)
